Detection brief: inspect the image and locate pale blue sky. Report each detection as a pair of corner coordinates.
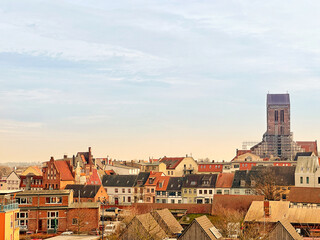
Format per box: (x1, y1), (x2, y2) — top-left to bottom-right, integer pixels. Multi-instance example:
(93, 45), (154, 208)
(1, 0), (320, 162)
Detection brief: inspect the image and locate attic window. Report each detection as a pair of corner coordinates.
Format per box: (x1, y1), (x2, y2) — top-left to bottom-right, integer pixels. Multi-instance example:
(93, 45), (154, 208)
(240, 180), (246, 187)
(190, 181), (196, 186)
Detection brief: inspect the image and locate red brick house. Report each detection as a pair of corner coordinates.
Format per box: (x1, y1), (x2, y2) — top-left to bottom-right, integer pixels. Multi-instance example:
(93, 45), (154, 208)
(42, 157), (75, 190)
(16, 190), (100, 233)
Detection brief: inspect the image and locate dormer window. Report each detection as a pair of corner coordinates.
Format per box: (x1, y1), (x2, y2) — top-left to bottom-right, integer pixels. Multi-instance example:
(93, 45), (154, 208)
(240, 180), (246, 187)
(159, 182), (163, 188)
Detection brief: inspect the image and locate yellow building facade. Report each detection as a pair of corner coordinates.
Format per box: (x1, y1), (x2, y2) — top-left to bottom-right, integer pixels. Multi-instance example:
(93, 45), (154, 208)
(0, 191), (20, 240)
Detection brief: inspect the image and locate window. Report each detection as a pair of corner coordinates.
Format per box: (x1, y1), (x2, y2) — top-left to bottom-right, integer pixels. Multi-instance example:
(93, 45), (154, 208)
(209, 190), (212, 194)
(280, 110), (284, 122)
(171, 171), (173, 175)
(307, 177), (309, 184)
(46, 197), (62, 204)
(318, 177), (320, 184)
(275, 110), (278, 122)
(178, 200), (181, 204)
(128, 197), (131, 202)
(128, 189), (131, 193)
(178, 191), (181, 196)
(168, 171), (170, 175)
(189, 189), (192, 194)
(115, 188), (118, 193)
(199, 190), (202, 194)
(204, 190), (207, 194)
(162, 191), (166, 196)
(156, 191), (161, 195)
(240, 180), (246, 187)
(216, 190), (222, 194)
(171, 199), (175, 204)
(47, 211), (59, 230)
(122, 188), (125, 193)
(147, 197), (150, 202)
(123, 196), (125, 202)
(151, 188), (154, 193)
(17, 197), (32, 205)
(72, 218), (78, 225)
(245, 189), (251, 195)
(224, 190), (230, 195)
(193, 189), (197, 194)
(300, 177), (303, 184)
(147, 188), (150, 193)
(234, 189), (240, 194)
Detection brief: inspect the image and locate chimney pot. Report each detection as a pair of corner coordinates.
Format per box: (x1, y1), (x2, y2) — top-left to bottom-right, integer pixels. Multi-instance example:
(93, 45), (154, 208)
(264, 201), (270, 217)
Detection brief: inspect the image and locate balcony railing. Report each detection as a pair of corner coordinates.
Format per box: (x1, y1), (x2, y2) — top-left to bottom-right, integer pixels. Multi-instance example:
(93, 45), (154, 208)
(0, 203), (19, 212)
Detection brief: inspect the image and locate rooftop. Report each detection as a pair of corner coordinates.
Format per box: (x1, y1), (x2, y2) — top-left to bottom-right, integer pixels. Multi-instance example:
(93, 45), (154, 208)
(267, 93), (290, 105)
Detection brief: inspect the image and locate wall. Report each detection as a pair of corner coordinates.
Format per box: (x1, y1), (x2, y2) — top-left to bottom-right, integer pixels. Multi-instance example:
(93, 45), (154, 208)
(132, 203), (212, 214)
(66, 208), (99, 233)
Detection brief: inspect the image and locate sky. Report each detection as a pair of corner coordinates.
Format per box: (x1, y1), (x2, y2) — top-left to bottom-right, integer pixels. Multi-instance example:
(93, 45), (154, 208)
(1, 0), (320, 163)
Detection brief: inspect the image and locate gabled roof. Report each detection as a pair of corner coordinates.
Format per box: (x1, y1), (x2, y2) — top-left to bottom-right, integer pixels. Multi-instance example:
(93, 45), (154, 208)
(87, 168), (101, 185)
(135, 213), (168, 239)
(296, 141), (318, 156)
(193, 215), (219, 240)
(160, 157), (184, 169)
(151, 208), (183, 235)
(65, 184), (102, 198)
(267, 93), (290, 105)
(183, 174), (217, 188)
(167, 177), (184, 191)
(21, 166), (42, 176)
(156, 176), (170, 191)
(288, 187), (320, 204)
(55, 160), (74, 181)
(295, 155), (319, 174)
(269, 219), (303, 240)
(102, 175), (137, 187)
(134, 172), (150, 187)
(215, 173), (234, 188)
(231, 170), (259, 188)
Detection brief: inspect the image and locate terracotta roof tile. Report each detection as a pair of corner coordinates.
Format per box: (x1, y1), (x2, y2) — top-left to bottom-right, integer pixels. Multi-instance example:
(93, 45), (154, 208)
(296, 141), (318, 156)
(215, 173), (234, 188)
(87, 169), (101, 185)
(156, 176), (170, 191)
(289, 187), (320, 204)
(55, 160), (74, 181)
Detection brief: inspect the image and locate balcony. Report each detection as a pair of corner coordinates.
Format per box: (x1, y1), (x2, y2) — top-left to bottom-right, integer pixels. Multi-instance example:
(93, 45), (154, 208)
(0, 203), (19, 212)
(183, 167), (195, 175)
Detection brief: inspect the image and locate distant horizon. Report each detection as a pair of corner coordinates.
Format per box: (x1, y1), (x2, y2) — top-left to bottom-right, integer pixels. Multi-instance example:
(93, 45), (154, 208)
(1, 1), (320, 163)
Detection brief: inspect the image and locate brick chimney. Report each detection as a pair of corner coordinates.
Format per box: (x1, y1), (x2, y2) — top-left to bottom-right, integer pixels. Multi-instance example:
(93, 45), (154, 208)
(88, 147), (93, 172)
(264, 201), (270, 217)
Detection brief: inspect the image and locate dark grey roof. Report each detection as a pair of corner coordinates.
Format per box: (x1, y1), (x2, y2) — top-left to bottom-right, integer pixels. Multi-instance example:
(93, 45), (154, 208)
(182, 174), (217, 188)
(134, 172), (150, 187)
(231, 170), (260, 188)
(233, 166), (296, 188)
(294, 152), (313, 161)
(167, 177), (184, 191)
(102, 175), (137, 187)
(65, 184), (101, 198)
(267, 93), (290, 105)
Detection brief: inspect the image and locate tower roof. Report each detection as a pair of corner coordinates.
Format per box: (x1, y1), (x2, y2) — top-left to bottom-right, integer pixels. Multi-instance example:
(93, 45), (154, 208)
(267, 93), (290, 105)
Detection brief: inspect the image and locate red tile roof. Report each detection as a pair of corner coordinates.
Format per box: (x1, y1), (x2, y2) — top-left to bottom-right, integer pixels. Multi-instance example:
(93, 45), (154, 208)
(145, 172), (164, 186)
(160, 157), (184, 169)
(87, 169), (101, 185)
(215, 173), (234, 188)
(288, 187), (320, 204)
(156, 176), (170, 191)
(296, 141), (318, 156)
(55, 160), (74, 181)
(105, 170), (115, 175)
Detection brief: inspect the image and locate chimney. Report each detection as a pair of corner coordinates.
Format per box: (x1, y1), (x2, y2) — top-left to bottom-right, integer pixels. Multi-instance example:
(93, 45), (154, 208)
(64, 155), (68, 159)
(50, 156), (54, 162)
(88, 147), (93, 172)
(264, 201), (270, 217)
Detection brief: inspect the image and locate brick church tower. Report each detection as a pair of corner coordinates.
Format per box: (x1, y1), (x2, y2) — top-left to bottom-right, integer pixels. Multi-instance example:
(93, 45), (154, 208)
(251, 93), (301, 160)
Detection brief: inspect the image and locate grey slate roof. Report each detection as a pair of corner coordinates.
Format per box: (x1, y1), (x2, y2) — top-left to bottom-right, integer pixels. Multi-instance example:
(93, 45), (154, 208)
(294, 152), (313, 161)
(65, 184), (101, 198)
(134, 172), (150, 187)
(183, 174), (217, 188)
(167, 177), (184, 191)
(267, 93), (290, 105)
(102, 175), (137, 187)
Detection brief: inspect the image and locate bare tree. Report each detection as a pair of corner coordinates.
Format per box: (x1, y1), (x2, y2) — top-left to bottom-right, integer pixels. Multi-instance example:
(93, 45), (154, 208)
(250, 167), (283, 200)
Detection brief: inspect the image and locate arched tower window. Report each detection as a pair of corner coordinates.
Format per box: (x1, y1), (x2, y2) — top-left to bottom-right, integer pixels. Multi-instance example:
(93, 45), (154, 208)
(280, 110), (284, 122)
(275, 110), (279, 122)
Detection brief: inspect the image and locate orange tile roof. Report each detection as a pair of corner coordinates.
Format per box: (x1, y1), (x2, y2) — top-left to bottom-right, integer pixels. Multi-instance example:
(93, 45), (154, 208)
(156, 176), (170, 191)
(87, 169), (101, 185)
(145, 172), (163, 186)
(55, 160), (74, 181)
(215, 173), (234, 188)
